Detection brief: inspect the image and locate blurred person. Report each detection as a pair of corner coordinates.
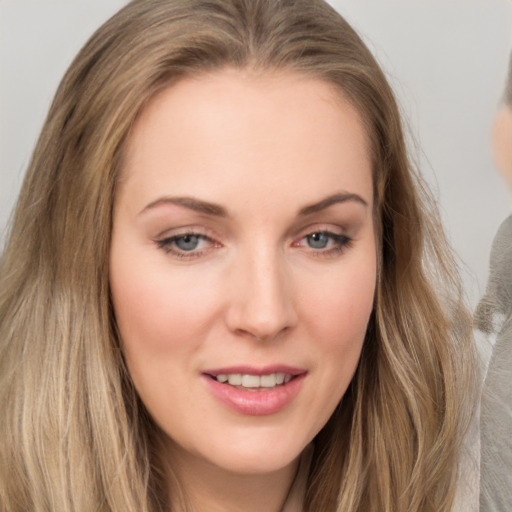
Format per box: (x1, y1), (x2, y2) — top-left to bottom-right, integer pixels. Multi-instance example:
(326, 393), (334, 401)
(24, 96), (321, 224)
(477, 51), (512, 512)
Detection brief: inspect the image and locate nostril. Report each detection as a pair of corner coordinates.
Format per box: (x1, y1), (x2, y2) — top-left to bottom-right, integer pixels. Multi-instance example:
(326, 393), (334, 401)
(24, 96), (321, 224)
(232, 324), (290, 342)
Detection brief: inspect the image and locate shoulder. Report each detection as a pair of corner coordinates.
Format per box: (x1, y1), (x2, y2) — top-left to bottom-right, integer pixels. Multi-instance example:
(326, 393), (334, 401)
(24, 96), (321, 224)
(474, 215), (512, 333)
(490, 214), (512, 260)
(488, 214), (512, 311)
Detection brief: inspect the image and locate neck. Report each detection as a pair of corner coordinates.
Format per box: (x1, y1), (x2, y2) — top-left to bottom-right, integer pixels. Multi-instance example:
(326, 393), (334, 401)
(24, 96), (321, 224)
(164, 445), (300, 512)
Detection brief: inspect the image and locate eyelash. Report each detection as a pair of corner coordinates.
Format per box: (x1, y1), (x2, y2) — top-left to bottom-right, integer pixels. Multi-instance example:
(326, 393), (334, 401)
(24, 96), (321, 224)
(156, 232), (218, 258)
(155, 230), (353, 259)
(295, 231), (353, 257)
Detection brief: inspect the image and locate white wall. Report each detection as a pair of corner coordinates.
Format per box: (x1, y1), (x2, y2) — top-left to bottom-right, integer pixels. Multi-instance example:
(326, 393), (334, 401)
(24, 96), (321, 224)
(330, 0), (512, 305)
(1, 0), (511, 304)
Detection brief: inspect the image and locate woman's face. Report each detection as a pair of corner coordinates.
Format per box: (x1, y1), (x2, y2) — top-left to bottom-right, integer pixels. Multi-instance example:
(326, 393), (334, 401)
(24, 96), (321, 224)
(110, 70), (377, 477)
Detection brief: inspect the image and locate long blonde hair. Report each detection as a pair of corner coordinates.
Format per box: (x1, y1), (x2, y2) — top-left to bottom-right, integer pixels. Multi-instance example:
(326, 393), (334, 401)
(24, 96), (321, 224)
(0, 1), (476, 510)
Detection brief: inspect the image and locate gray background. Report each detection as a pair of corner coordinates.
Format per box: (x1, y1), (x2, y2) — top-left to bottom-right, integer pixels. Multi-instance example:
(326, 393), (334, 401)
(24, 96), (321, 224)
(1, 0), (511, 305)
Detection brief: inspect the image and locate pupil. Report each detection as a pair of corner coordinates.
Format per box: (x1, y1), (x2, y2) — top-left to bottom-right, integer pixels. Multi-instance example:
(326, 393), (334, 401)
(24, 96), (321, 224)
(176, 235), (200, 251)
(307, 233), (328, 249)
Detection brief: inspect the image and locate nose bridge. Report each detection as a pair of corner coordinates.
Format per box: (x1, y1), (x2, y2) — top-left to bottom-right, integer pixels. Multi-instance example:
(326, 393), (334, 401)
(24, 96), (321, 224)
(226, 242), (297, 340)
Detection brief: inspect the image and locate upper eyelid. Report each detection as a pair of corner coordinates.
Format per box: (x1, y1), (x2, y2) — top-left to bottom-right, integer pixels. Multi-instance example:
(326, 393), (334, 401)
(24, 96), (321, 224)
(160, 231), (210, 241)
(292, 223), (347, 239)
(155, 225), (217, 240)
(153, 217), (354, 238)
(157, 232), (217, 250)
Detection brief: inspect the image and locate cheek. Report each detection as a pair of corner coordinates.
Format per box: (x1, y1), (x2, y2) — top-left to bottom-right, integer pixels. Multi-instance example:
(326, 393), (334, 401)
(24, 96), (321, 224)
(301, 256), (376, 349)
(318, 282), (373, 376)
(109, 253), (225, 421)
(293, 251), (376, 422)
(297, 255), (376, 435)
(109, 247), (222, 359)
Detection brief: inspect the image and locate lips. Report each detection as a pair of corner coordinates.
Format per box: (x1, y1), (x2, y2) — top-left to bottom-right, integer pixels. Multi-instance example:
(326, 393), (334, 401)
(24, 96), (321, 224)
(202, 366), (306, 415)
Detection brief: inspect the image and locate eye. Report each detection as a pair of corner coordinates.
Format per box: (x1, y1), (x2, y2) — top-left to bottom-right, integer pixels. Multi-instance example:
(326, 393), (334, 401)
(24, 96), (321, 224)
(294, 230), (353, 256)
(174, 234), (201, 251)
(156, 232), (220, 258)
(306, 232), (331, 249)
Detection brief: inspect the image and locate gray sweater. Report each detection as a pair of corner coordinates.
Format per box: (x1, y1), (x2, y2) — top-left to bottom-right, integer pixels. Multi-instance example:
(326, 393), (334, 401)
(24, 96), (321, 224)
(477, 215), (512, 512)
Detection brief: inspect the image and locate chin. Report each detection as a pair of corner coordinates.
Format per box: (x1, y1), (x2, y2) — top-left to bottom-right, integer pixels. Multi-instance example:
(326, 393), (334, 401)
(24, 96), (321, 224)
(186, 428), (311, 476)
(210, 445), (304, 476)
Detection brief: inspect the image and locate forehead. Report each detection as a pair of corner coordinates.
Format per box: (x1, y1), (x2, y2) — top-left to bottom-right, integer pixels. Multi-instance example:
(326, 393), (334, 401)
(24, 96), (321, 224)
(118, 69), (373, 212)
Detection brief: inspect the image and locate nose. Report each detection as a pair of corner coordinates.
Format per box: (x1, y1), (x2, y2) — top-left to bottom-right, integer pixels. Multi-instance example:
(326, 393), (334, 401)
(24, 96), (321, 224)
(225, 247), (298, 341)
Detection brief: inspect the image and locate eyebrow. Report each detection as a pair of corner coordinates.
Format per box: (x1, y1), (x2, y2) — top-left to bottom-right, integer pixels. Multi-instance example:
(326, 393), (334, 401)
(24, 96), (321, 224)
(298, 192), (368, 216)
(140, 191), (368, 217)
(140, 196), (228, 217)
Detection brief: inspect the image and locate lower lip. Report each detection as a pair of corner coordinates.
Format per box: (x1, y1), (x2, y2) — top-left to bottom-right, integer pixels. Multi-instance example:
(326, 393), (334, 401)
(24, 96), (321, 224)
(202, 374), (306, 416)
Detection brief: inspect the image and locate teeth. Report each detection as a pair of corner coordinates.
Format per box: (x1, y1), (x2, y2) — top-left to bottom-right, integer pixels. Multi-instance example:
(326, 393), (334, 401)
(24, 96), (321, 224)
(216, 372), (292, 388)
(242, 374), (260, 387)
(227, 374), (242, 386)
(260, 374), (276, 387)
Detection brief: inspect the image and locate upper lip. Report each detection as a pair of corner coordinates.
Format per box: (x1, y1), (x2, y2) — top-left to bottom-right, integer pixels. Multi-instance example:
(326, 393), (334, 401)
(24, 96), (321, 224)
(202, 365), (306, 377)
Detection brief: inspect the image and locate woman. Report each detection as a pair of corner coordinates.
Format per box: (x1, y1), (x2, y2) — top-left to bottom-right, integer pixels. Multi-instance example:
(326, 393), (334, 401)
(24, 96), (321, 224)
(0, 1), (477, 511)
(477, 52), (512, 512)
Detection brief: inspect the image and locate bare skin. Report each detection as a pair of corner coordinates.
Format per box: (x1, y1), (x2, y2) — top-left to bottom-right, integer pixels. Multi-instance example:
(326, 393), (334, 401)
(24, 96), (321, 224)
(110, 69), (376, 512)
(165, 449), (299, 512)
(492, 106), (512, 191)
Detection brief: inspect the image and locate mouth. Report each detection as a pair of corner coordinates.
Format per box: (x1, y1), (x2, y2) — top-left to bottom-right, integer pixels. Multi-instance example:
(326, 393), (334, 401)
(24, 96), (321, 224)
(202, 366), (306, 415)
(208, 372), (294, 390)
